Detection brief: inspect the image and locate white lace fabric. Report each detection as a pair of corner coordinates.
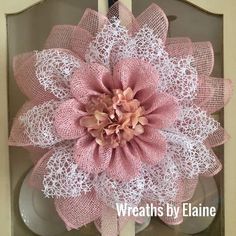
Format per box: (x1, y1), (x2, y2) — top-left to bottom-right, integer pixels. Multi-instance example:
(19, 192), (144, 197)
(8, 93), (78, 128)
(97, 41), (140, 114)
(85, 19), (198, 103)
(19, 100), (62, 148)
(35, 49), (81, 100)
(43, 145), (93, 198)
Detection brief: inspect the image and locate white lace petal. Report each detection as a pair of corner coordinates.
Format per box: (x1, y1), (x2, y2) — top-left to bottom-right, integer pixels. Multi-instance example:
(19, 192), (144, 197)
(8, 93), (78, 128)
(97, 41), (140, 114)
(163, 132), (220, 178)
(86, 19), (198, 102)
(95, 172), (145, 208)
(20, 100), (61, 148)
(172, 104), (219, 142)
(43, 144), (93, 198)
(142, 157), (180, 204)
(85, 18), (130, 68)
(35, 49), (81, 100)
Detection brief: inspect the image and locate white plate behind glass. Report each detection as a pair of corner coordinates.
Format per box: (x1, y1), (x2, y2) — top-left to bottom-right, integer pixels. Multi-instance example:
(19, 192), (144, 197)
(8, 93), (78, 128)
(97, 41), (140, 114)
(169, 176), (219, 234)
(19, 170), (66, 236)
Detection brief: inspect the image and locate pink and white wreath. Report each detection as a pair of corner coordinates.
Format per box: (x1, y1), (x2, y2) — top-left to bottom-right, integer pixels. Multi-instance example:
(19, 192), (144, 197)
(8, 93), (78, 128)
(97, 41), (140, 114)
(9, 2), (232, 234)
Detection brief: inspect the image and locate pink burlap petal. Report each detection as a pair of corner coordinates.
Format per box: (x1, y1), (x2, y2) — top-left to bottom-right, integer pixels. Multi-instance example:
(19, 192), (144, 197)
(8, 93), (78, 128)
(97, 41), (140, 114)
(13, 53), (56, 102)
(100, 206), (118, 236)
(71, 9), (108, 60)
(25, 145), (49, 164)
(71, 26), (93, 60)
(107, 1), (139, 34)
(113, 58), (159, 94)
(55, 190), (103, 229)
(194, 75), (215, 107)
(199, 78), (232, 114)
(136, 3), (168, 43)
(28, 149), (53, 190)
(74, 135), (112, 174)
(44, 25), (76, 50)
(133, 87), (157, 105)
(166, 40), (193, 58)
(132, 127), (167, 165)
(166, 40), (214, 77)
(159, 202), (183, 225)
(94, 214), (134, 235)
(180, 178), (199, 202)
(165, 37), (192, 45)
(205, 126), (230, 147)
(78, 8), (108, 37)
(70, 64), (114, 104)
(106, 143), (142, 181)
(54, 99), (87, 140)
(192, 42), (214, 76)
(144, 92), (180, 129)
(13, 52), (33, 69)
(9, 101), (41, 147)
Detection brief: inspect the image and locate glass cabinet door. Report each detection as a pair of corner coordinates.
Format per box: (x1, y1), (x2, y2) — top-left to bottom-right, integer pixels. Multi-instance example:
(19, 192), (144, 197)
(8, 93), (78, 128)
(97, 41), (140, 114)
(6, 0), (228, 235)
(7, 1), (100, 235)
(132, 0), (224, 235)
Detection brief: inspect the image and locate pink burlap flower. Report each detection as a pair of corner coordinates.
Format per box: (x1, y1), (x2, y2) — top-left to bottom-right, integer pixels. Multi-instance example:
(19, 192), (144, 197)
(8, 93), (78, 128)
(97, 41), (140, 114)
(9, 1), (232, 234)
(53, 59), (179, 180)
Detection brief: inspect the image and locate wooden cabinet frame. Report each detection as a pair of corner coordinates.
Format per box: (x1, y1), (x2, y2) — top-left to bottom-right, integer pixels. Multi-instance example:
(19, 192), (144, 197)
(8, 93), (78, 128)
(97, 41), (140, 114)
(0, 0), (235, 235)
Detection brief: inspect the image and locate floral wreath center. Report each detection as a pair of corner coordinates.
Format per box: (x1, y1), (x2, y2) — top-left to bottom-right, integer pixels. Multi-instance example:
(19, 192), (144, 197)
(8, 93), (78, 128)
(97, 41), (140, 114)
(80, 87), (148, 148)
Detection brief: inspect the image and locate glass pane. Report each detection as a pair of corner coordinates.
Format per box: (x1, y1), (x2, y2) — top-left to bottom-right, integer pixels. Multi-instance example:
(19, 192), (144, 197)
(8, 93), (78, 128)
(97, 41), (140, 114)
(132, 0), (224, 235)
(7, 1), (99, 235)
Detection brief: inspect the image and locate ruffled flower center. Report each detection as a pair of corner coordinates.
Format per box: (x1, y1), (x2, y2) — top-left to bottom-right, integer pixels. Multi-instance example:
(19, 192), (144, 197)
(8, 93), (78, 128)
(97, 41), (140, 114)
(80, 87), (148, 148)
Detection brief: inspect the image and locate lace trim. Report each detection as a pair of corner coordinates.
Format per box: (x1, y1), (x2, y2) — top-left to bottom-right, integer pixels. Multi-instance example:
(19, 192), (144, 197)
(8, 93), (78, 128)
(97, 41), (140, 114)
(35, 49), (80, 100)
(43, 144), (93, 198)
(20, 100), (61, 148)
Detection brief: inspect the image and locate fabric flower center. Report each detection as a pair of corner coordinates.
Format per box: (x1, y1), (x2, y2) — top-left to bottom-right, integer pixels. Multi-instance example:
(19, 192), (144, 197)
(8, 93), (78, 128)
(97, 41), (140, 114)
(80, 87), (148, 148)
